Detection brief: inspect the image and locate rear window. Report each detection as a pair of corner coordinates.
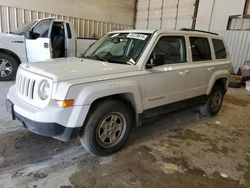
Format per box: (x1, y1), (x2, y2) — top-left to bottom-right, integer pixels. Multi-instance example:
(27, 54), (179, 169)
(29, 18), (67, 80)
(190, 37), (211, 62)
(212, 39), (227, 59)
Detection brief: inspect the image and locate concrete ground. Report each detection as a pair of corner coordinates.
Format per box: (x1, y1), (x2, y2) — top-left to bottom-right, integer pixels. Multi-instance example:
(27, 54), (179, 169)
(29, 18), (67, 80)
(0, 81), (250, 188)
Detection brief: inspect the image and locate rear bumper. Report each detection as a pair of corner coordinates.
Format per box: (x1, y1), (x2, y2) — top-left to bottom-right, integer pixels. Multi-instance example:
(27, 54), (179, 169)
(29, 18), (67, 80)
(14, 111), (81, 141)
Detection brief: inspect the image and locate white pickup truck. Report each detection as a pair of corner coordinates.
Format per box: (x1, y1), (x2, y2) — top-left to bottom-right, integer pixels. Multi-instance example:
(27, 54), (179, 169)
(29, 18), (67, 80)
(7, 29), (230, 156)
(0, 17), (95, 81)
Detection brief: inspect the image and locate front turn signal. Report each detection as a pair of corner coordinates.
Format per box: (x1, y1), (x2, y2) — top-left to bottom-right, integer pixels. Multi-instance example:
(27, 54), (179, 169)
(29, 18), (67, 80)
(59, 100), (75, 108)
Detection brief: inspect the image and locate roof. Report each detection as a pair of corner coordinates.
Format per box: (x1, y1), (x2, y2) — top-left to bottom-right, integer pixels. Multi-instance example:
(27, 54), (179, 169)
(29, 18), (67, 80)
(109, 29), (223, 38)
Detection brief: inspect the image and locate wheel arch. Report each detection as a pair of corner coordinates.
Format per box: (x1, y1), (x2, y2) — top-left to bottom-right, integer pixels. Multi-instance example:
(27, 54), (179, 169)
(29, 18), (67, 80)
(0, 48), (22, 65)
(82, 92), (140, 131)
(214, 78), (228, 94)
(207, 71), (229, 95)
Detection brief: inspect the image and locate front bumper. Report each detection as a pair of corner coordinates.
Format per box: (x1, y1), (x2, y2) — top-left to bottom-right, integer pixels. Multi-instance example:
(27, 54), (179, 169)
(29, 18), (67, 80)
(7, 86), (90, 141)
(7, 99), (81, 141)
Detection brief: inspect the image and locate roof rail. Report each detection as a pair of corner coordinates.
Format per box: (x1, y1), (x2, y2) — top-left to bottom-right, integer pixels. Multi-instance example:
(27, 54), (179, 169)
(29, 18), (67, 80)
(180, 28), (219, 36)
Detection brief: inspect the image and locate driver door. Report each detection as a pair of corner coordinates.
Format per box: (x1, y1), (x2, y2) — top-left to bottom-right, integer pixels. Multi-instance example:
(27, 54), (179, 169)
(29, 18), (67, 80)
(144, 35), (191, 110)
(25, 18), (54, 62)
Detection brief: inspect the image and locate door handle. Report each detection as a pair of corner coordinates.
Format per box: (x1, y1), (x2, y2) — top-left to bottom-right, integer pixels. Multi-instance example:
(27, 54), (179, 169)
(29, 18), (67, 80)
(207, 67), (215, 71)
(44, 43), (49, 48)
(179, 70), (190, 76)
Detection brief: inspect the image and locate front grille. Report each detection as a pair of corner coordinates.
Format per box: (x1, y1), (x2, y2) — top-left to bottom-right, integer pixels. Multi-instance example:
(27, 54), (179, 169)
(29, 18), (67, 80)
(15, 66), (53, 109)
(16, 74), (36, 100)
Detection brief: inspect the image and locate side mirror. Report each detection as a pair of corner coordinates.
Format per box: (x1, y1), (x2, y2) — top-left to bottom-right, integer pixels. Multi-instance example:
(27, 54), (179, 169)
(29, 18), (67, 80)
(146, 53), (165, 69)
(24, 31), (40, 40)
(24, 31), (32, 39)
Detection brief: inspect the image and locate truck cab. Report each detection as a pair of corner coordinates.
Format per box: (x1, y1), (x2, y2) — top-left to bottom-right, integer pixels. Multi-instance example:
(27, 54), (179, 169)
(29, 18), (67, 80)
(0, 17), (94, 81)
(24, 18), (77, 61)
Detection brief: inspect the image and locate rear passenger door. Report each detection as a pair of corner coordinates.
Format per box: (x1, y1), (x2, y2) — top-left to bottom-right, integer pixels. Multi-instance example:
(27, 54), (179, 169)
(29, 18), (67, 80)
(188, 36), (214, 97)
(144, 35), (191, 110)
(189, 37), (228, 97)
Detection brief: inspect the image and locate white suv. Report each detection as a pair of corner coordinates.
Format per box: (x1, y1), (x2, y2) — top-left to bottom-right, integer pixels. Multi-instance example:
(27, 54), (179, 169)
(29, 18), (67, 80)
(6, 29), (231, 156)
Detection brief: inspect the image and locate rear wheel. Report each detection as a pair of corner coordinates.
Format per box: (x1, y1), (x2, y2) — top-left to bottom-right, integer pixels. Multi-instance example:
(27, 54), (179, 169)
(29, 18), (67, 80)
(80, 100), (132, 156)
(0, 53), (18, 81)
(200, 84), (224, 116)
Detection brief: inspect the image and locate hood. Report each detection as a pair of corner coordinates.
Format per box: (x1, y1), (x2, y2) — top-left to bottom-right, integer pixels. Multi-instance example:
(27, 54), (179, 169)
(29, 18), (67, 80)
(21, 57), (138, 82)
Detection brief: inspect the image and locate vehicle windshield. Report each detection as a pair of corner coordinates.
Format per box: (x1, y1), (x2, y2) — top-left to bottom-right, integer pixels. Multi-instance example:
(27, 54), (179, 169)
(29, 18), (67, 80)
(83, 33), (151, 65)
(12, 20), (37, 35)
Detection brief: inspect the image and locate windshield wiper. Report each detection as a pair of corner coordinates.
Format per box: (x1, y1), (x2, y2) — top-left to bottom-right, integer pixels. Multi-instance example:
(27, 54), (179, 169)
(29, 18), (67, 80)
(84, 54), (107, 62)
(84, 54), (130, 65)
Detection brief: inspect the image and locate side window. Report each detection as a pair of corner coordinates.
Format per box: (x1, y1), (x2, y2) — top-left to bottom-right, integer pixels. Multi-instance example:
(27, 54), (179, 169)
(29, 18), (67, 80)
(190, 37), (211, 61)
(152, 36), (186, 65)
(32, 19), (52, 38)
(212, 39), (227, 59)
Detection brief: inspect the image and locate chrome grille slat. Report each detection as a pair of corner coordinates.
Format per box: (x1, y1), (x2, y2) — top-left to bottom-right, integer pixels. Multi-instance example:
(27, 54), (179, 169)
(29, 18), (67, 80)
(19, 75), (23, 94)
(25, 78), (30, 98)
(16, 72), (36, 100)
(28, 80), (35, 99)
(21, 77), (26, 95)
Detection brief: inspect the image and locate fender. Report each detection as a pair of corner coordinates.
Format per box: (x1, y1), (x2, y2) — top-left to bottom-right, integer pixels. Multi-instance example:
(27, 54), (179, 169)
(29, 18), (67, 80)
(206, 70), (229, 95)
(0, 33), (27, 63)
(67, 79), (144, 114)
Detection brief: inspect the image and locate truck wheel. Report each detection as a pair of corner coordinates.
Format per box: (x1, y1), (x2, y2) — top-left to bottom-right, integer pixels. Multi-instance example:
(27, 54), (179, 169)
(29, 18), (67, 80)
(0, 53), (18, 81)
(200, 84), (224, 117)
(80, 100), (132, 156)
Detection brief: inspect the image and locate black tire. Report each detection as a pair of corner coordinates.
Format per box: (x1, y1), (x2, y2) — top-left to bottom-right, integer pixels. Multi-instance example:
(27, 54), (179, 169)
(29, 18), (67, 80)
(0, 53), (18, 81)
(80, 99), (132, 156)
(200, 84), (224, 117)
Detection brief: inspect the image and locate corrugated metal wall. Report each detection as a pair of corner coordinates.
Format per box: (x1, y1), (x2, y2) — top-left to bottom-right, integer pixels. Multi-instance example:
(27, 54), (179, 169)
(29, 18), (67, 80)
(217, 30), (250, 73)
(135, 0), (196, 29)
(0, 5), (133, 38)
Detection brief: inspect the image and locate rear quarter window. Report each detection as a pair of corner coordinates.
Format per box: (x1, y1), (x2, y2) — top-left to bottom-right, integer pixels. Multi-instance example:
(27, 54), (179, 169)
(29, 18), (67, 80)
(212, 39), (227, 59)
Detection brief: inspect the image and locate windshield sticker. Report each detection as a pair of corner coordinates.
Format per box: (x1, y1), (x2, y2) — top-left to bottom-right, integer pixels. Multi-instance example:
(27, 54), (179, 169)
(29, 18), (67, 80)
(127, 33), (148, 40)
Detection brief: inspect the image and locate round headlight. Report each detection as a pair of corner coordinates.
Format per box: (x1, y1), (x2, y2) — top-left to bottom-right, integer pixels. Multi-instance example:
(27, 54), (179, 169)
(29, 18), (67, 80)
(38, 80), (50, 100)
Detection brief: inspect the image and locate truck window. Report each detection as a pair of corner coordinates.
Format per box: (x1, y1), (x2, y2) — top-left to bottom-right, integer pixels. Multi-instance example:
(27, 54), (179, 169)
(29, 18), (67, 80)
(212, 39), (227, 59)
(51, 22), (65, 58)
(66, 23), (72, 39)
(190, 37), (211, 61)
(152, 36), (186, 65)
(12, 20), (37, 35)
(32, 19), (52, 38)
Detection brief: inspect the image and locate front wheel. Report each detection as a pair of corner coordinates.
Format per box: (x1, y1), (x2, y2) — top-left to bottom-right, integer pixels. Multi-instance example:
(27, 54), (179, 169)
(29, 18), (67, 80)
(0, 53), (18, 81)
(200, 84), (224, 116)
(80, 100), (132, 156)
